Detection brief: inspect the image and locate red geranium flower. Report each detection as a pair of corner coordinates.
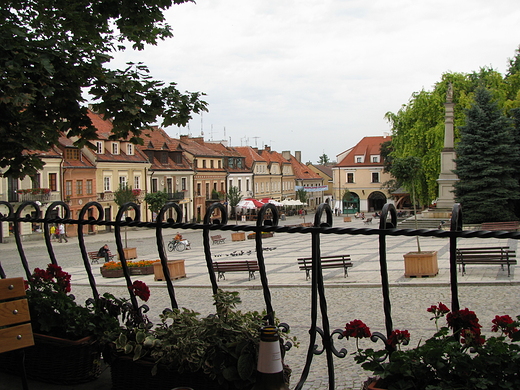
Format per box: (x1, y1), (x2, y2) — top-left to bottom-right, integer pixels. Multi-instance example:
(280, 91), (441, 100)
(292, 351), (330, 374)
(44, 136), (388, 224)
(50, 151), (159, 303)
(387, 329), (411, 348)
(492, 315), (519, 339)
(427, 302), (450, 318)
(130, 280), (150, 302)
(343, 319), (371, 340)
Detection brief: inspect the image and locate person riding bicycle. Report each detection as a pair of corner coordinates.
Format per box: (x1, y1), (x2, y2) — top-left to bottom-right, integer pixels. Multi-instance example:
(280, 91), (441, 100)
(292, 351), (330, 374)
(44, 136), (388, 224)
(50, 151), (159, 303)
(174, 232), (191, 249)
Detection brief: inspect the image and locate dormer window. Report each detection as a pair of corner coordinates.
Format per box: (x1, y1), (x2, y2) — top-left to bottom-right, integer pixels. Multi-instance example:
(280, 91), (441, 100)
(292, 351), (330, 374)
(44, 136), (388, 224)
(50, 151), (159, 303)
(112, 142), (119, 155)
(355, 156), (364, 163)
(127, 144), (134, 155)
(371, 155), (380, 163)
(96, 141), (103, 154)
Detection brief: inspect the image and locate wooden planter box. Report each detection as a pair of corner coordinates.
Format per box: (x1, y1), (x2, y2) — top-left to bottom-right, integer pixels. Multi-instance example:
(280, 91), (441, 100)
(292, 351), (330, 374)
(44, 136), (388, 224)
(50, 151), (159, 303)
(248, 233), (274, 239)
(404, 251), (438, 277)
(344, 217), (352, 222)
(119, 247), (137, 260)
(231, 232), (246, 242)
(153, 260), (186, 281)
(129, 265), (154, 276)
(100, 268), (124, 278)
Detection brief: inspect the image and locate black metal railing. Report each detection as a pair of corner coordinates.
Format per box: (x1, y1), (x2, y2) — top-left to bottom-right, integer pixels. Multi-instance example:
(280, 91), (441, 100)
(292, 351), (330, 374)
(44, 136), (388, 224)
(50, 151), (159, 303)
(1, 201), (520, 389)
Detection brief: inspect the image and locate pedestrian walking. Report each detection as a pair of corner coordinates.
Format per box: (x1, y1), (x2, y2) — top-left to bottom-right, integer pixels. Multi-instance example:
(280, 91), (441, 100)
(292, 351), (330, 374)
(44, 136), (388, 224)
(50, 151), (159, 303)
(49, 224), (56, 241)
(58, 223), (68, 243)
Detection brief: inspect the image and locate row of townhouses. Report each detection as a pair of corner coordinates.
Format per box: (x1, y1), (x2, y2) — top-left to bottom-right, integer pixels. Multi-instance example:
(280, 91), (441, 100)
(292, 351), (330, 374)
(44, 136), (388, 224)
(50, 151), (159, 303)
(1, 110), (329, 239)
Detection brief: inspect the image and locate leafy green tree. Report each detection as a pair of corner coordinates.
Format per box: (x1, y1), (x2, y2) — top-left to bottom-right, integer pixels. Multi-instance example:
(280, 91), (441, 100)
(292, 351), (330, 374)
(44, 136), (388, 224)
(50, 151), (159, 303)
(1, 0), (208, 178)
(317, 153), (330, 165)
(144, 191), (169, 215)
(296, 188), (308, 205)
(390, 156), (423, 252)
(114, 184), (138, 248)
(454, 87), (519, 223)
(227, 186), (243, 219)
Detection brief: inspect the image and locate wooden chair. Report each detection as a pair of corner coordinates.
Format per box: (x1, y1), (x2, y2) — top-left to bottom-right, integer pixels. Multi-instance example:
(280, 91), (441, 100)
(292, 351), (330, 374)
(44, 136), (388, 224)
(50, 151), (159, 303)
(0, 277), (35, 390)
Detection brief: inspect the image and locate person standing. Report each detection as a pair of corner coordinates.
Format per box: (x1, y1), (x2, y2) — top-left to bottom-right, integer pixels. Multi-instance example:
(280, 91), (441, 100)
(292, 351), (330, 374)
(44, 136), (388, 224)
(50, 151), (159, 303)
(58, 223), (68, 243)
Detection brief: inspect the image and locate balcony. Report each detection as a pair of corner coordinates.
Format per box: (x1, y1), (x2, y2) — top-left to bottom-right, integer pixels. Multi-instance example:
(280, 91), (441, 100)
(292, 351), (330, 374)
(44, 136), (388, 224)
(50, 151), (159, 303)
(166, 192), (185, 201)
(16, 189), (60, 203)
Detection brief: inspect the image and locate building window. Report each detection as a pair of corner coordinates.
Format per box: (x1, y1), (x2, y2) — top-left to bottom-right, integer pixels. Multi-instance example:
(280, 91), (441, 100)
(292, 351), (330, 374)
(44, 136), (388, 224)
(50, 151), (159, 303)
(238, 179), (242, 192)
(103, 177), (111, 192)
(127, 144), (133, 155)
(182, 178), (187, 191)
(65, 148), (80, 160)
(112, 142), (119, 155)
(355, 156), (364, 163)
(161, 152), (168, 164)
(151, 178), (158, 193)
(134, 176), (140, 189)
(246, 179), (250, 192)
(96, 141), (103, 154)
(372, 172), (380, 183)
(49, 173), (57, 191)
(371, 155), (380, 163)
(65, 180), (72, 196)
(237, 159), (243, 168)
(347, 172), (354, 183)
(76, 180), (83, 195)
(205, 183), (210, 198)
(210, 160), (214, 169)
(119, 176), (127, 188)
(197, 183), (201, 196)
(202, 160), (206, 168)
(218, 160), (222, 169)
(86, 179), (93, 195)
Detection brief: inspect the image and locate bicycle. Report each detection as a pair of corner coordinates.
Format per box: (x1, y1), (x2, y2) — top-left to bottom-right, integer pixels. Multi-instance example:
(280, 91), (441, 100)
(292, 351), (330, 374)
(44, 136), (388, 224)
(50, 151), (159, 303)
(167, 239), (186, 252)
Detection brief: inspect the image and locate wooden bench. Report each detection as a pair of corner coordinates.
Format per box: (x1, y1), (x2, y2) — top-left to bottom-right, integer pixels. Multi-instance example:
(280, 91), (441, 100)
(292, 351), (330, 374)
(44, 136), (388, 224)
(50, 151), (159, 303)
(363, 218), (373, 225)
(456, 247), (517, 276)
(212, 260), (259, 281)
(297, 255), (353, 280)
(87, 251), (114, 264)
(211, 235), (226, 244)
(480, 221), (519, 231)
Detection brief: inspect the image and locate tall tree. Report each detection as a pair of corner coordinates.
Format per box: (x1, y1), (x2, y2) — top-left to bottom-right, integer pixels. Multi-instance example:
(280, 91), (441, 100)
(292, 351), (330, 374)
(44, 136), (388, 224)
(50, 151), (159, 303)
(453, 87), (519, 223)
(317, 153), (330, 165)
(114, 184), (139, 248)
(296, 188), (308, 205)
(226, 186), (243, 219)
(144, 191), (169, 217)
(1, 0), (207, 178)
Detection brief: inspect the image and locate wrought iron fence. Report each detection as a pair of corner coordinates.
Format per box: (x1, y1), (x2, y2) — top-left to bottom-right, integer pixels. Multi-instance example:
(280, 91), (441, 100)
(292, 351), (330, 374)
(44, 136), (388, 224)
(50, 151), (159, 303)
(1, 200), (520, 389)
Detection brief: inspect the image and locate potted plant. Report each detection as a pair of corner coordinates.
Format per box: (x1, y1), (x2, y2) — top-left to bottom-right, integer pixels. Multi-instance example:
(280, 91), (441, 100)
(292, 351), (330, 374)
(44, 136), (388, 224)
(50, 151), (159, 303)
(100, 260), (160, 278)
(110, 289), (296, 390)
(345, 303), (520, 390)
(390, 156), (438, 277)
(0, 264), (149, 384)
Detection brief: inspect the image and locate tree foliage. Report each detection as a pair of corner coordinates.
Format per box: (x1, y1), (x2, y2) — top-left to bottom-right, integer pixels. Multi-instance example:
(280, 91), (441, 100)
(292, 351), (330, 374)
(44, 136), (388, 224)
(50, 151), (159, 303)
(1, 0), (208, 178)
(317, 153), (331, 165)
(453, 87), (519, 223)
(386, 47), (520, 206)
(296, 188), (308, 204)
(113, 184), (137, 207)
(144, 191), (169, 214)
(226, 186), (243, 218)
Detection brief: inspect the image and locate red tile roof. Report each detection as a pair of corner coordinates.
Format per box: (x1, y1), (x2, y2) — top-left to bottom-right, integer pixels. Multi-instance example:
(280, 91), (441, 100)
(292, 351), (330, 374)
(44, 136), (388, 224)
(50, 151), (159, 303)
(336, 136), (391, 167)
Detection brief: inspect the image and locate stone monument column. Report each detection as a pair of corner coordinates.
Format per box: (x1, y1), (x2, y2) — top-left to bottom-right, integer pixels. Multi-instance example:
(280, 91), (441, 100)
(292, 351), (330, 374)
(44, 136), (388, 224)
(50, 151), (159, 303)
(436, 83), (458, 210)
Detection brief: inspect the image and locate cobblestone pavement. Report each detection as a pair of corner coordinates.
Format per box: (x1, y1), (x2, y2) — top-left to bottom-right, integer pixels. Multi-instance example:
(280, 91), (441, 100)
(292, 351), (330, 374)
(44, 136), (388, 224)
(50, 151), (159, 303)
(1, 214), (520, 389)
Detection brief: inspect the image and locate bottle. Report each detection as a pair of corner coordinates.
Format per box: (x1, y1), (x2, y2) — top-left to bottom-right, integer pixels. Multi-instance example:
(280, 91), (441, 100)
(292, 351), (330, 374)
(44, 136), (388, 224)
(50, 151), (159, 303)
(252, 325), (289, 390)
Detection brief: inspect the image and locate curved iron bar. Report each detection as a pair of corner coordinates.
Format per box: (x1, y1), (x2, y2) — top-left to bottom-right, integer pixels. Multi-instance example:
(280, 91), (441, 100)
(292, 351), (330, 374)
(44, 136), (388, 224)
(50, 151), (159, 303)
(114, 202), (142, 317)
(330, 328), (348, 358)
(378, 203), (397, 354)
(202, 202), (228, 295)
(450, 204), (462, 314)
(14, 201), (43, 279)
(296, 202), (335, 390)
(156, 202), (183, 309)
(43, 201), (71, 266)
(77, 202), (105, 300)
(255, 203), (279, 326)
(0, 201), (14, 278)
(370, 331), (390, 362)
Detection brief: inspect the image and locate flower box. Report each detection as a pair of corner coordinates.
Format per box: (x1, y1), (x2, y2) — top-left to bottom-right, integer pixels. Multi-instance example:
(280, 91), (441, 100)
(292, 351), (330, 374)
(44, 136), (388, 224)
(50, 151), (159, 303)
(100, 268), (125, 278)
(247, 232), (274, 239)
(403, 251), (438, 277)
(129, 265), (154, 275)
(0, 334), (101, 385)
(231, 232), (246, 241)
(119, 247), (137, 260)
(153, 260), (186, 281)
(109, 354), (220, 390)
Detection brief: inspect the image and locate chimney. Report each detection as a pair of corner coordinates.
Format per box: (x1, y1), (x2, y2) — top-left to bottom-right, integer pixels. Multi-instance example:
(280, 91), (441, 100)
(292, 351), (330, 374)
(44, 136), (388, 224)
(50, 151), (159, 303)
(282, 151), (291, 160)
(264, 145), (271, 152)
(295, 151), (301, 162)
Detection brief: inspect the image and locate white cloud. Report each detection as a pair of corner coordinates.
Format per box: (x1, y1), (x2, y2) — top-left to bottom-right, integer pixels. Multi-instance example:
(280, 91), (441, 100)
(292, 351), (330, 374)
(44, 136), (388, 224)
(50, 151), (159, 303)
(110, 0), (520, 162)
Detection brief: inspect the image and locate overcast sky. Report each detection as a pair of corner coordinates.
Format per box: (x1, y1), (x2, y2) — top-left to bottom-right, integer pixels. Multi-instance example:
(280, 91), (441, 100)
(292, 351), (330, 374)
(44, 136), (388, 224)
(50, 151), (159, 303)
(110, 0), (520, 164)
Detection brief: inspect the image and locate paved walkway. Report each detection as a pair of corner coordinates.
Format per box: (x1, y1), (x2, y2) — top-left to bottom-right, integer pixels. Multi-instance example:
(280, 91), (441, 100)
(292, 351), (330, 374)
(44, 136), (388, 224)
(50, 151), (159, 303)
(1, 214), (520, 389)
